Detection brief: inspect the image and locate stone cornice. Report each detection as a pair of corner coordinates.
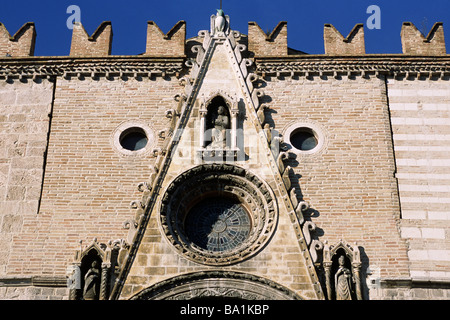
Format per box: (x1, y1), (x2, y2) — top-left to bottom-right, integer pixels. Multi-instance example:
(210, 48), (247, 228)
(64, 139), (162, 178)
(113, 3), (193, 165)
(0, 56), (186, 80)
(254, 55), (450, 78)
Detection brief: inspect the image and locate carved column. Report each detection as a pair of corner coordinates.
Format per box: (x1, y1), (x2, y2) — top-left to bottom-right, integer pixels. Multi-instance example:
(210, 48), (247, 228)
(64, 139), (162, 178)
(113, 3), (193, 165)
(352, 262), (362, 300)
(100, 262), (110, 300)
(199, 108), (207, 148)
(230, 108), (239, 150)
(352, 243), (362, 300)
(322, 242), (333, 300)
(323, 262), (333, 300)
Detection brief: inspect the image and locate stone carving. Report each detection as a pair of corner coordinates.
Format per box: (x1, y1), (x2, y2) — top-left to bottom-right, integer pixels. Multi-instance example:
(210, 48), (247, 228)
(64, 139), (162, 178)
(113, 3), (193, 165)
(131, 271), (301, 300)
(214, 9), (226, 33)
(67, 238), (124, 300)
(83, 261), (100, 300)
(159, 164), (278, 266)
(322, 240), (363, 300)
(334, 255), (353, 300)
(206, 105), (230, 149)
(198, 93), (240, 160)
(211, 9), (229, 36)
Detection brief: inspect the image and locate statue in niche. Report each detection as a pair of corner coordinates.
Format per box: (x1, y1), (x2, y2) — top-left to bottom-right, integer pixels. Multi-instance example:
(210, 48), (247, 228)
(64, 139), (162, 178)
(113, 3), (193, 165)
(206, 105), (230, 149)
(83, 260), (100, 300)
(334, 255), (353, 300)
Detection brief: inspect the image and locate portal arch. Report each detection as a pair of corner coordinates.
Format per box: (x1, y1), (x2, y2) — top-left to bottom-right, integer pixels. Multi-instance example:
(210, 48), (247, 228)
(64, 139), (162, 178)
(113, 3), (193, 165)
(130, 271), (302, 300)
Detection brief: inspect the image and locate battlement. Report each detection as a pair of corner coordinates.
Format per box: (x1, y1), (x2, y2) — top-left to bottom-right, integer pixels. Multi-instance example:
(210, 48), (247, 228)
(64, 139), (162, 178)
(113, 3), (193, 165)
(70, 21), (113, 57)
(0, 19), (447, 58)
(324, 23), (365, 55)
(146, 21), (186, 57)
(401, 22), (446, 55)
(0, 22), (36, 57)
(248, 21), (288, 56)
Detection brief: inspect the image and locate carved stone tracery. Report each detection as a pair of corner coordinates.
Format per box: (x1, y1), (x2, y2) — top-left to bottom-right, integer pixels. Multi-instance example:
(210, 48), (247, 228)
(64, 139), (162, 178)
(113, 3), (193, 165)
(159, 164), (278, 266)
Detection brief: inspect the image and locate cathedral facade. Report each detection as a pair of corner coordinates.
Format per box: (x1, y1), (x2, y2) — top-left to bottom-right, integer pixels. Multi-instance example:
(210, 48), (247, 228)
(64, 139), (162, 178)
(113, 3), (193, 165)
(0, 11), (449, 300)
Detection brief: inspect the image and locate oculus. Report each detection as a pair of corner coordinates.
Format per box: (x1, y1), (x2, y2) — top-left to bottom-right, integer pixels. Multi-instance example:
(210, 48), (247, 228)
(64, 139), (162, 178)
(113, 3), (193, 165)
(112, 121), (154, 156)
(119, 127), (148, 151)
(159, 164), (278, 266)
(290, 127), (318, 151)
(283, 121), (326, 155)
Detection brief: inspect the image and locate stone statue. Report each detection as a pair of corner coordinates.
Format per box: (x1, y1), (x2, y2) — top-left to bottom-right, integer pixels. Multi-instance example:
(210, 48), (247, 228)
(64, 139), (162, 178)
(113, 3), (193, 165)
(207, 105), (229, 149)
(83, 261), (100, 300)
(334, 255), (353, 300)
(215, 9), (226, 33)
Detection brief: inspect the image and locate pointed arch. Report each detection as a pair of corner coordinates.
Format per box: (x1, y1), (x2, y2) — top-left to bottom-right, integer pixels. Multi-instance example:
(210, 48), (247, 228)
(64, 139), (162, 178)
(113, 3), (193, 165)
(131, 271), (302, 300)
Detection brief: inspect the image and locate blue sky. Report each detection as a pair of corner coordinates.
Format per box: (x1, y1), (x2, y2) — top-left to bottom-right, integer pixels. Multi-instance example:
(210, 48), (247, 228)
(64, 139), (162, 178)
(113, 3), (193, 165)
(1, 0), (449, 56)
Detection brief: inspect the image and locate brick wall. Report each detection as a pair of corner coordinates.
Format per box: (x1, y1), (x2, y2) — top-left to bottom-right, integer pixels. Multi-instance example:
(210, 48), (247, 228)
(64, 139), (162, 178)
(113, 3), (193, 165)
(262, 75), (410, 284)
(5, 76), (183, 277)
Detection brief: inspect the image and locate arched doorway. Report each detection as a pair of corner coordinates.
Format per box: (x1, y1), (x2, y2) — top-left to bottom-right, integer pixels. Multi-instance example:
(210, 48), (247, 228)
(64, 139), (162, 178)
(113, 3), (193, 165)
(130, 271), (302, 300)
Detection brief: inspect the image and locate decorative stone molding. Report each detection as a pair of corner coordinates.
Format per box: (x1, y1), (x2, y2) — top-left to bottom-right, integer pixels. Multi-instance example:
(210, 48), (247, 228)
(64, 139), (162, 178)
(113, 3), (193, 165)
(0, 56), (185, 81)
(159, 164), (278, 266)
(131, 271), (302, 300)
(254, 56), (450, 80)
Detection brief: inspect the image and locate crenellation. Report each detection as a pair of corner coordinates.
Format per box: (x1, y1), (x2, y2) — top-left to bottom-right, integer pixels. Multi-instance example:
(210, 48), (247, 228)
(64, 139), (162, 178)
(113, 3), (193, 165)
(0, 22), (36, 57)
(69, 21), (113, 57)
(324, 23), (365, 55)
(401, 22), (447, 55)
(145, 21), (186, 57)
(247, 21), (288, 57)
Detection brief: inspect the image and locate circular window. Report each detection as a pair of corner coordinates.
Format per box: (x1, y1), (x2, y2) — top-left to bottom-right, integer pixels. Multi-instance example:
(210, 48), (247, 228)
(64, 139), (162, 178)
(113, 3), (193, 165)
(284, 121), (325, 154)
(184, 197), (251, 252)
(290, 128), (318, 151)
(159, 164), (278, 266)
(119, 127), (148, 151)
(112, 121), (154, 156)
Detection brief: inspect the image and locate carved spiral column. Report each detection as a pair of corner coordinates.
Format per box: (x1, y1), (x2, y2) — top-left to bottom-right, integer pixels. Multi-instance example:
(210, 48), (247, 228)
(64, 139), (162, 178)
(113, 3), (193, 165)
(100, 262), (111, 300)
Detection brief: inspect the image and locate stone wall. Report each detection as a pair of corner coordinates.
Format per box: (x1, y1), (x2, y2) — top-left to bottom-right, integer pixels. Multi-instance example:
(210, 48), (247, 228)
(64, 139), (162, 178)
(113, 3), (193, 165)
(0, 79), (54, 277)
(388, 77), (450, 284)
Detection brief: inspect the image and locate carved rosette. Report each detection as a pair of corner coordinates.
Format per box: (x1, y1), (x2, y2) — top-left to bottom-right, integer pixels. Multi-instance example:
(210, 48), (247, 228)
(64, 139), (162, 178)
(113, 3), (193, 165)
(159, 164), (278, 266)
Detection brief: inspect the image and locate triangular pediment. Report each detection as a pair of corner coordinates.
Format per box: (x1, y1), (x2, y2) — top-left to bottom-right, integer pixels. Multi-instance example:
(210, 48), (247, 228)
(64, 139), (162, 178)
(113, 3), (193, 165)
(110, 12), (324, 300)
